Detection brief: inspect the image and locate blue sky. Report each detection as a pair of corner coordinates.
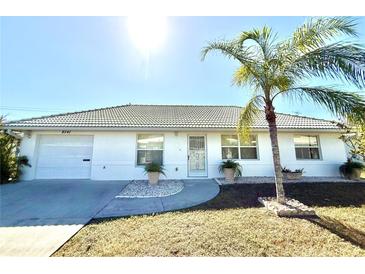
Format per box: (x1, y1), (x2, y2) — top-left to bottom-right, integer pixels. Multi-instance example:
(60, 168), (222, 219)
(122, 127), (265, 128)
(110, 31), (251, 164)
(1, 16), (364, 121)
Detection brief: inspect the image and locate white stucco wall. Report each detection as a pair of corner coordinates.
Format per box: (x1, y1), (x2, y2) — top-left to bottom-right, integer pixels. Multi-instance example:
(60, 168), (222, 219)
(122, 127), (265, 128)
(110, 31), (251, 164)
(18, 129), (347, 180)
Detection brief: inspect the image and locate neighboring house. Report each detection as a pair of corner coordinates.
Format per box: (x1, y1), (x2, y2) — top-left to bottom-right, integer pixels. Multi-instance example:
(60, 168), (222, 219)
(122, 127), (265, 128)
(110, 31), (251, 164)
(4, 104), (347, 180)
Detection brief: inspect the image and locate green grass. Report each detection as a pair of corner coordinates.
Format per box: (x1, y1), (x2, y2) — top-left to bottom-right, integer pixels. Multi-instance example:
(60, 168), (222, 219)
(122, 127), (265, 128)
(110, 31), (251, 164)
(54, 182), (365, 257)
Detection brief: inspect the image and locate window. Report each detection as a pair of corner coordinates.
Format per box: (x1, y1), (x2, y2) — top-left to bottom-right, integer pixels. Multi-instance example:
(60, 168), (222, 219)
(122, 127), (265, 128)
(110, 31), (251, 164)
(239, 135), (258, 159)
(221, 135), (239, 159)
(221, 134), (258, 160)
(137, 134), (164, 165)
(294, 135), (321, 160)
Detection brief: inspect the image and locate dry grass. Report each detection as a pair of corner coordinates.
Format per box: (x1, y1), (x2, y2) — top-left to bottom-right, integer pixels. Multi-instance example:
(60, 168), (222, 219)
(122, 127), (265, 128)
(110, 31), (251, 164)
(316, 206), (365, 234)
(54, 182), (365, 257)
(313, 206), (365, 249)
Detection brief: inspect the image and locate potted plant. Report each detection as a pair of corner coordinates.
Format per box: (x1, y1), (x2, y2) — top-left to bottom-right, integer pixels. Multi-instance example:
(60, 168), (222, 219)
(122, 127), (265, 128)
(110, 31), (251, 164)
(281, 167), (304, 180)
(339, 158), (365, 180)
(144, 162), (166, 185)
(218, 160), (242, 183)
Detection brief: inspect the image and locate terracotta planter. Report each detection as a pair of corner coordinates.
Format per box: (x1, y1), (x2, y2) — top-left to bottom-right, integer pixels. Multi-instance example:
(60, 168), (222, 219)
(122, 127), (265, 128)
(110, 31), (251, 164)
(223, 168), (235, 183)
(283, 172), (302, 180)
(147, 172), (160, 185)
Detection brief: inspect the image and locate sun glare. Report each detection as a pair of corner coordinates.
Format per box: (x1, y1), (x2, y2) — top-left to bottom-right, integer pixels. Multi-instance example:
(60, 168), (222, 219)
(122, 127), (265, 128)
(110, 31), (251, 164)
(127, 16), (167, 54)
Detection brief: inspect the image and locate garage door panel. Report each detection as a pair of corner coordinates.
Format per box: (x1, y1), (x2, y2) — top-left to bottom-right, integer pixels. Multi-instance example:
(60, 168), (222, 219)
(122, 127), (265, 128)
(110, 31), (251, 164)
(36, 135), (93, 179)
(39, 135), (93, 145)
(36, 167), (92, 179)
(37, 157), (91, 167)
(38, 146), (92, 157)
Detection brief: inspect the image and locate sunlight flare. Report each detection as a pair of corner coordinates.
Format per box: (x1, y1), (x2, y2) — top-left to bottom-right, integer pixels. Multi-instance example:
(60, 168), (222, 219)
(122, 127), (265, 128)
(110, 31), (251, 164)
(127, 16), (168, 54)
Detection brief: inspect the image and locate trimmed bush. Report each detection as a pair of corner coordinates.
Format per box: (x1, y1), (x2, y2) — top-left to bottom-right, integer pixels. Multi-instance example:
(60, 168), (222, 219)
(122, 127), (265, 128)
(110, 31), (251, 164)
(144, 162), (166, 175)
(339, 158), (365, 180)
(218, 160), (242, 177)
(0, 129), (31, 184)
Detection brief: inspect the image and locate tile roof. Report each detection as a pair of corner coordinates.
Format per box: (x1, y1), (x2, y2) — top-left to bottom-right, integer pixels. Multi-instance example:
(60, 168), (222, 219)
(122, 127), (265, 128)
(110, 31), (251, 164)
(4, 104), (341, 130)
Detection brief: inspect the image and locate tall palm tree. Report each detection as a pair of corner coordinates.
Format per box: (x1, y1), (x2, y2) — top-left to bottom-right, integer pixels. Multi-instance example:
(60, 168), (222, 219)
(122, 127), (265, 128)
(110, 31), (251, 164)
(202, 17), (365, 203)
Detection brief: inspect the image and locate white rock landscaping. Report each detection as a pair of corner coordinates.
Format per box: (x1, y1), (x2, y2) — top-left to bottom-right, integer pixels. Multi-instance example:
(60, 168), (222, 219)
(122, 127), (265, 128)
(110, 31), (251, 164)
(258, 197), (316, 217)
(116, 180), (184, 198)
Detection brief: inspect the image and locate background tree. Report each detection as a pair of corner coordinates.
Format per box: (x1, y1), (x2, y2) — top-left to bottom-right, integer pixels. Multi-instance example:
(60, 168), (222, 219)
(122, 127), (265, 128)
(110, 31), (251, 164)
(202, 17), (365, 203)
(356, 126), (365, 160)
(340, 115), (365, 161)
(0, 116), (31, 184)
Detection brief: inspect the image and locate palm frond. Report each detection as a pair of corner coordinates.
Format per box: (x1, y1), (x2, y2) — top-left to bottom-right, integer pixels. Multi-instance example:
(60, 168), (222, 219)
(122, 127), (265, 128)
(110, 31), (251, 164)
(286, 86), (365, 123)
(201, 40), (253, 64)
(233, 66), (252, 86)
(288, 42), (365, 88)
(269, 75), (295, 93)
(292, 17), (358, 52)
(238, 26), (277, 60)
(232, 64), (262, 90)
(237, 96), (264, 140)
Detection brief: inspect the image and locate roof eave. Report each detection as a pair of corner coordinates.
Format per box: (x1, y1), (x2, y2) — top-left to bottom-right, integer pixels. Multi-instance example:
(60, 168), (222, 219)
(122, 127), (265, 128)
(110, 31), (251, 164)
(3, 125), (344, 133)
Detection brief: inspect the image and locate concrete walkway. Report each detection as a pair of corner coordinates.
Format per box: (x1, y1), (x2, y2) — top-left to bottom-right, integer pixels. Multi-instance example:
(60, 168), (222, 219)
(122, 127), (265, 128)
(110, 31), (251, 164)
(95, 179), (220, 218)
(0, 179), (219, 256)
(0, 224), (84, 256)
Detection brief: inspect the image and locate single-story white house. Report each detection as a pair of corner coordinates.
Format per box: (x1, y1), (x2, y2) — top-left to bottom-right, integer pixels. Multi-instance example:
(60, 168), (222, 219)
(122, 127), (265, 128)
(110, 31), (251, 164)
(4, 104), (347, 181)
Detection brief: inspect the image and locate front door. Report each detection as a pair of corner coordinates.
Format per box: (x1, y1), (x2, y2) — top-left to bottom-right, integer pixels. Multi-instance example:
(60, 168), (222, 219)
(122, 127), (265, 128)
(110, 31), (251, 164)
(188, 135), (207, 177)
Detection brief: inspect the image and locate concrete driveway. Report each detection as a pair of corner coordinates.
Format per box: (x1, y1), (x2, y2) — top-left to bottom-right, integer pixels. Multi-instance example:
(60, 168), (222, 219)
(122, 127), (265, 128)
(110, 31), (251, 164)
(0, 180), (127, 256)
(0, 179), (219, 256)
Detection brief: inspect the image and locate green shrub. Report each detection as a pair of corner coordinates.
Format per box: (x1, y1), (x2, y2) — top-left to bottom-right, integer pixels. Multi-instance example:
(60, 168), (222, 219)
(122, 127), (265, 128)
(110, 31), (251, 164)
(339, 158), (365, 179)
(144, 162), (166, 175)
(0, 131), (31, 184)
(218, 160), (242, 176)
(281, 166), (304, 173)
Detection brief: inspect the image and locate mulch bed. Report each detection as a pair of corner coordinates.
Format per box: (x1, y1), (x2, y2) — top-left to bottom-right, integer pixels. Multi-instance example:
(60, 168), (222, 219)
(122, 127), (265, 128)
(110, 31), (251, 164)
(192, 182), (365, 211)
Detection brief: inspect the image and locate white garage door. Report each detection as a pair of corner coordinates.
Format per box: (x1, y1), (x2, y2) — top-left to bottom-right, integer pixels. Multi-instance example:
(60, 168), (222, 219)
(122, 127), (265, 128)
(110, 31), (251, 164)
(36, 135), (93, 179)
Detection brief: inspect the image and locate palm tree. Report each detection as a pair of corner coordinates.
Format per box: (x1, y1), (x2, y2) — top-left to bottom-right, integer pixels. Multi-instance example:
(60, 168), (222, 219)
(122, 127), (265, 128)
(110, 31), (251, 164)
(202, 17), (365, 203)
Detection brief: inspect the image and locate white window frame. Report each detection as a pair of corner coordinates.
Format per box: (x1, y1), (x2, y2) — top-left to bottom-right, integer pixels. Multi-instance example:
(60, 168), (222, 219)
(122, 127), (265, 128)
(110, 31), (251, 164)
(136, 134), (164, 166)
(221, 134), (259, 160)
(293, 135), (322, 160)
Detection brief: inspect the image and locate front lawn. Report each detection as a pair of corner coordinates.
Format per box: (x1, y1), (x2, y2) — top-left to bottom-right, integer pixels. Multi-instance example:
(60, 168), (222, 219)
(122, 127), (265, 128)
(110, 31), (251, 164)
(54, 182), (365, 257)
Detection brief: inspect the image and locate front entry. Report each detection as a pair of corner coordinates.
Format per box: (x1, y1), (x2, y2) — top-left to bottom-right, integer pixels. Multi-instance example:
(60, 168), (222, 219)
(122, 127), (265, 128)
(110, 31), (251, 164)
(188, 135), (207, 177)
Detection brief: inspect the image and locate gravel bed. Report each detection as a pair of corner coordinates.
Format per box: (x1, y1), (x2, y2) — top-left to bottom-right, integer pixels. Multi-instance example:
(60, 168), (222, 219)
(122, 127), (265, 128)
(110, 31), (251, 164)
(116, 180), (184, 198)
(215, 176), (364, 185)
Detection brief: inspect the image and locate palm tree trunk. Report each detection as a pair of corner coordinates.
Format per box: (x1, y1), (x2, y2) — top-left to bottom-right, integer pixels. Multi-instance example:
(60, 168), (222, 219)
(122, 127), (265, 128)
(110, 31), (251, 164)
(265, 101), (286, 203)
